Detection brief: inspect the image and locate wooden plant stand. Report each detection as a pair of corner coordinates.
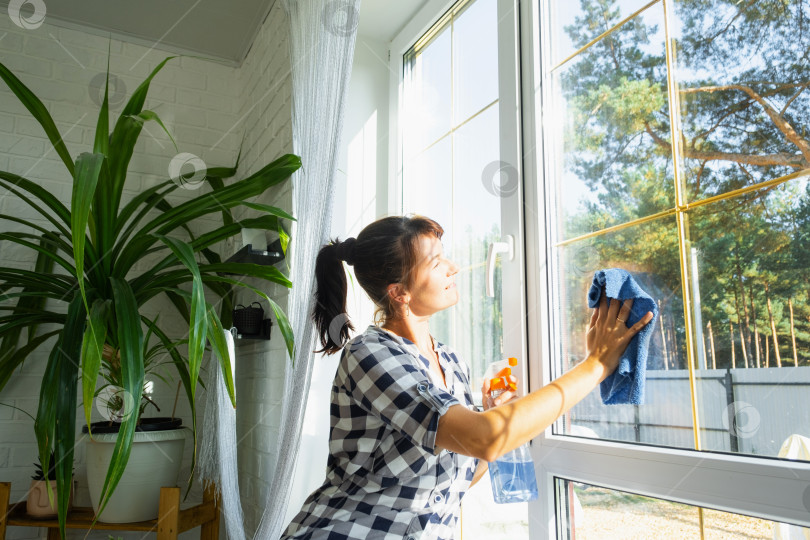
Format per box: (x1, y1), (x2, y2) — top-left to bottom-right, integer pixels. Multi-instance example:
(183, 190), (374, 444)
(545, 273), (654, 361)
(0, 482), (220, 540)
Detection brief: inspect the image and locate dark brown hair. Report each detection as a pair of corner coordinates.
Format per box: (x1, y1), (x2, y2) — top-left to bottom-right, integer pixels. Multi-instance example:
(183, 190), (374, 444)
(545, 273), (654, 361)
(312, 215), (444, 354)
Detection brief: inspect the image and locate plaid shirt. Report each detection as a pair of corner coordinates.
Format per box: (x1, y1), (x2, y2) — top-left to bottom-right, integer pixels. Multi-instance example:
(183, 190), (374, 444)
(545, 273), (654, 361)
(282, 326), (479, 540)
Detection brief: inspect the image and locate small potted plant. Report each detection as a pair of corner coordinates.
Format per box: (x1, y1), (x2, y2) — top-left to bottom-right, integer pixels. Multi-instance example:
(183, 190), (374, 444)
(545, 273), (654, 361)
(27, 451), (73, 519)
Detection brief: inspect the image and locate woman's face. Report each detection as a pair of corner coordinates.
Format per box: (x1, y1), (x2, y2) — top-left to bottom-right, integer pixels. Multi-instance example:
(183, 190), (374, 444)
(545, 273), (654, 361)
(406, 234), (460, 317)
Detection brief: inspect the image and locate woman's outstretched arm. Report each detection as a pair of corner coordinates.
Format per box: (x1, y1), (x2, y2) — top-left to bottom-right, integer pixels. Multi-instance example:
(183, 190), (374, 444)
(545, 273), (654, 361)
(436, 294), (653, 462)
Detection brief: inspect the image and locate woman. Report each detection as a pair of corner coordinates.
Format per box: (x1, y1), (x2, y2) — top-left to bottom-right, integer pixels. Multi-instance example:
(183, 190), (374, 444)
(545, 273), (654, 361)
(282, 215), (652, 540)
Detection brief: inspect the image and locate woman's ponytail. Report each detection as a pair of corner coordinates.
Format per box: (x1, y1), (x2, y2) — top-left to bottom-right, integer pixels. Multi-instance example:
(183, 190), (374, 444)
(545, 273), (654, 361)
(312, 239), (355, 355)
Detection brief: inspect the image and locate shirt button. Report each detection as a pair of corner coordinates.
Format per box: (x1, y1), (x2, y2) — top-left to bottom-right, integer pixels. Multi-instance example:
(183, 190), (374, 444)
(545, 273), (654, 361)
(434, 493), (443, 504)
(417, 383), (427, 392)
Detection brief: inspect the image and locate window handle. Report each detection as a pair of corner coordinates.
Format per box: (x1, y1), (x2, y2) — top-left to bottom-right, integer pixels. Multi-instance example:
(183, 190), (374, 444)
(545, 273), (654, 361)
(486, 235), (514, 297)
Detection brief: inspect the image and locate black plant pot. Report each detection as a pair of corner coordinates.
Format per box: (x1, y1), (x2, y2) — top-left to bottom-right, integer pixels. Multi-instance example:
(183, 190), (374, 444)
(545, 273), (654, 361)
(81, 416), (183, 434)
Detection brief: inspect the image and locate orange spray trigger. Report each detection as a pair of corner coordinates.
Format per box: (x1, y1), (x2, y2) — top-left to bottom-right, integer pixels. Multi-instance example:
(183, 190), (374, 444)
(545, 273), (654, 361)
(494, 367), (511, 379)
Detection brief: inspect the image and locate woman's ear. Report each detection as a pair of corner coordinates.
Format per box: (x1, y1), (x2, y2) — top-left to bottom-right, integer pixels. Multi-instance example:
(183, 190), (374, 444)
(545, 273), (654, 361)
(386, 283), (410, 307)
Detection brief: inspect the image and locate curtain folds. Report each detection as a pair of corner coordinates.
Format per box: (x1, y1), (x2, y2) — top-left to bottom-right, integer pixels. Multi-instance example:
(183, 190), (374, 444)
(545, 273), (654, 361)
(200, 1), (361, 538)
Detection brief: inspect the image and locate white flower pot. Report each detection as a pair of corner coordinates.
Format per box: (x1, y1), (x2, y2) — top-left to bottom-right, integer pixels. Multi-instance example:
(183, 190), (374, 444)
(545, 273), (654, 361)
(84, 420), (186, 523)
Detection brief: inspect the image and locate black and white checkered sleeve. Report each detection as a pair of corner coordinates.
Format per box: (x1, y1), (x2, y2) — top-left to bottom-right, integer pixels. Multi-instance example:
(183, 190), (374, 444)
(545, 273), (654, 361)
(339, 340), (461, 454)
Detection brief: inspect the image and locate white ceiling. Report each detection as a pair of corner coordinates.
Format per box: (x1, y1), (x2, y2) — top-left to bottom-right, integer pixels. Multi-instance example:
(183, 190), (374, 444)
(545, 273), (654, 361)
(1, 0), (275, 65)
(356, 0), (431, 43)
(1, 0), (431, 65)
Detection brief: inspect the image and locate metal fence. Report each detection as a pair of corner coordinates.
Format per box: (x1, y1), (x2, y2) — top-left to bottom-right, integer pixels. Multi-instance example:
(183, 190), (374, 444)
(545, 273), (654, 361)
(568, 366), (810, 456)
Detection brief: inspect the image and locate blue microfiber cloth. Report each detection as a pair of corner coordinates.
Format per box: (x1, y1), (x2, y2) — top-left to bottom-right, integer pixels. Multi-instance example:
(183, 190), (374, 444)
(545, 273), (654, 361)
(588, 269), (659, 405)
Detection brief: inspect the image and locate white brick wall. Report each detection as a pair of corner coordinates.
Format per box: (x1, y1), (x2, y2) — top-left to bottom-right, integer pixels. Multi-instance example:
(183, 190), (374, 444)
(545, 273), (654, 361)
(229, 2), (294, 533)
(0, 2), (294, 537)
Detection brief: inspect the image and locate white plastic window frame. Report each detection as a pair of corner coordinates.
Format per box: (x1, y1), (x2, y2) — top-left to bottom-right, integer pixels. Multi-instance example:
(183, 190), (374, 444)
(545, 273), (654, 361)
(522, 0), (810, 537)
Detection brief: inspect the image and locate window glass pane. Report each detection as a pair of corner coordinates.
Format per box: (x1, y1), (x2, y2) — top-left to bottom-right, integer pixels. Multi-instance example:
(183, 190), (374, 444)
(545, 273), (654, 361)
(453, 0), (498, 123)
(403, 136), (453, 235)
(549, 0), (657, 67)
(451, 104), (503, 388)
(672, 0), (810, 203)
(550, 3), (675, 241)
(461, 470), (529, 538)
(404, 27), (452, 156)
(556, 479), (796, 539)
(402, 2), (519, 537)
(688, 177), (810, 460)
(553, 217), (693, 447)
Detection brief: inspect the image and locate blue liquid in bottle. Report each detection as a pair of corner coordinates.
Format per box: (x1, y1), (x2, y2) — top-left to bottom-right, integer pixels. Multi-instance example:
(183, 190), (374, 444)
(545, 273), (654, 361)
(489, 447), (539, 504)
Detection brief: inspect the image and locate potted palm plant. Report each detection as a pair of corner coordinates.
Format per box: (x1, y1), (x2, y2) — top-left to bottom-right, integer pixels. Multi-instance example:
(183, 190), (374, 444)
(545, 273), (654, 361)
(0, 56), (299, 536)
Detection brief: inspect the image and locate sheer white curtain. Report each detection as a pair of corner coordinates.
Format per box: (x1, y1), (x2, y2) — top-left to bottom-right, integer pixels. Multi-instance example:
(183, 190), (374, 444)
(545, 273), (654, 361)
(199, 1), (361, 538)
(255, 0), (361, 536)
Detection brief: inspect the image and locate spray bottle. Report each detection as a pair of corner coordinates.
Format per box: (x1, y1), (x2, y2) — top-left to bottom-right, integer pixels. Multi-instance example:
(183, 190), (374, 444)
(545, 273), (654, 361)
(484, 357), (539, 504)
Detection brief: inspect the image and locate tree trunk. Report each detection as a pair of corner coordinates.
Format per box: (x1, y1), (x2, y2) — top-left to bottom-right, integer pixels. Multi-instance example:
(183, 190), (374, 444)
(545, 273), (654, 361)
(730, 321), (736, 369)
(766, 331), (770, 368)
(702, 331), (709, 370)
(735, 253), (753, 361)
(659, 301), (669, 370)
(733, 286), (749, 367)
(765, 282), (782, 367)
(739, 324), (749, 368)
(707, 321), (716, 369)
(670, 328), (676, 368)
(789, 298), (798, 366)
(749, 284), (761, 366)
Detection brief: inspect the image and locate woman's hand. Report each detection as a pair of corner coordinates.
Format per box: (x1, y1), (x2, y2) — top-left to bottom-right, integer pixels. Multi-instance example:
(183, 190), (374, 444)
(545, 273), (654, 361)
(585, 291), (653, 382)
(482, 374), (519, 410)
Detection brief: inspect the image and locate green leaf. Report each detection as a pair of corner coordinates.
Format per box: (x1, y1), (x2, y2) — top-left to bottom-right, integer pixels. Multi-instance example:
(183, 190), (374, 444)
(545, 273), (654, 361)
(128, 215), (280, 292)
(93, 50), (110, 155)
(0, 233), (75, 274)
(198, 274), (294, 361)
(206, 307), (235, 406)
(0, 61), (75, 175)
(0, 172), (71, 236)
(108, 57), (178, 217)
(204, 175), (234, 227)
(81, 299), (110, 429)
(156, 236), (206, 408)
(34, 293), (85, 538)
(0, 233), (59, 369)
(96, 278), (144, 518)
(0, 269), (74, 296)
(113, 154), (298, 278)
(114, 181), (176, 239)
(278, 222), (290, 256)
(0, 330), (60, 393)
(268, 298), (294, 361)
(241, 201), (297, 221)
(148, 154), (300, 236)
(132, 110), (177, 152)
(200, 263), (292, 287)
(73, 153), (108, 307)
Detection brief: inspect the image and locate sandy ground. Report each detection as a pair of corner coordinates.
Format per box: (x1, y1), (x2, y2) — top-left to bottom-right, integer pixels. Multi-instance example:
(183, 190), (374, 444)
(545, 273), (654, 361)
(572, 486), (776, 539)
(458, 480), (800, 539)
